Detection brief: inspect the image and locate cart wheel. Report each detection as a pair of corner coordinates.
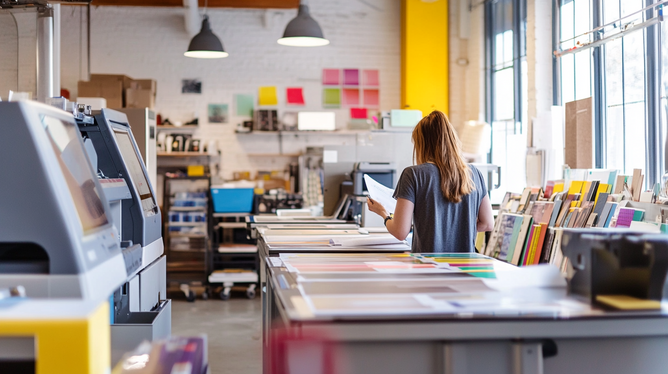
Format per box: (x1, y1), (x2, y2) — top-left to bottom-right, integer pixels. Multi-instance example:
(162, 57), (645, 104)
(246, 288), (256, 299)
(220, 291), (231, 301)
(186, 290), (196, 302)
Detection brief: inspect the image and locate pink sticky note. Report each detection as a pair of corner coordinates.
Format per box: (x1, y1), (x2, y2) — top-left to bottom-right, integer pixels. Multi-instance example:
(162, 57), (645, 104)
(343, 69), (359, 86)
(286, 87), (305, 105)
(322, 69), (340, 85)
(363, 89), (379, 107)
(363, 69), (379, 87)
(342, 89), (360, 106)
(351, 108), (367, 119)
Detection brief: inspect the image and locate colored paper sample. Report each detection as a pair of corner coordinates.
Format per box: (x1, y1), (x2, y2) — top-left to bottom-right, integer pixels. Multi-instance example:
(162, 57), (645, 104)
(322, 69), (340, 85)
(350, 108), (367, 119)
(363, 69), (379, 87)
(208, 103), (228, 124)
(286, 87), (305, 105)
(258, 86), (278, 106)
(343, 69), (360, 86)
(234, 94), (254, 116)
(363, 89), (379, 107)
(342, 89), (360, 106)
(323, 88), (341, 107)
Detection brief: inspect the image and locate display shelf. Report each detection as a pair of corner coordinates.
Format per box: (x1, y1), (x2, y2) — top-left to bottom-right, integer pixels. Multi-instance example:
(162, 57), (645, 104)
(216, 222), (247, 229)
(157, 125), (198, 131)
(158, 152), (210, 157)
(247, 153), (301, 157)
(170, 206), (207, 212)
(168, 222), (207, 227)
(212, 212), (252, 218)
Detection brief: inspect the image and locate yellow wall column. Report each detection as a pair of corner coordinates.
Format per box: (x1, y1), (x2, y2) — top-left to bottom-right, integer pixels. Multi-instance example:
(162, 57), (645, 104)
(402, 0), (449, 116)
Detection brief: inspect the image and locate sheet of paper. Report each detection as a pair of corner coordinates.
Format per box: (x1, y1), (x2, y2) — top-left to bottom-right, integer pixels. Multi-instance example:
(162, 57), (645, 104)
(258, 86), (278, 106)
(322, 68), (340, 85)
(234, 94), (254, 117)
(364, 174), (397, 213)
(343, 88), (360, 106)
(350, 108), (367, 119)
(286, 87), (305, 105)
(363, 69), (379, 87)
(323, 88), (341, 107)
(343, 68), (360, 86)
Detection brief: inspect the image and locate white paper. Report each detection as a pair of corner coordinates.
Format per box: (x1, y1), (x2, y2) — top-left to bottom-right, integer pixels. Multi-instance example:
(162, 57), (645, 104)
(364, 174), (397, 213)
(330, 235), (405, 247)
(323, 150), (338, 163)
(482, 264), (567, 291)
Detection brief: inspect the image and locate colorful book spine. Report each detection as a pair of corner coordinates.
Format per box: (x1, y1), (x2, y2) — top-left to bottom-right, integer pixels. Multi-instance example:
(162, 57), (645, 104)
(533, 223), (548, 264)
(520, 225), (536, 266)
(616, 207), (635, 228)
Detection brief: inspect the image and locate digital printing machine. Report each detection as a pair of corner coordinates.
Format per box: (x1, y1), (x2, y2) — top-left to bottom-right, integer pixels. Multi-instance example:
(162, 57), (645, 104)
(263, 230), (668, 374)
(0, 101), (170, 369)
(76, 108), (170, 363)
(0, 101), (129, 300)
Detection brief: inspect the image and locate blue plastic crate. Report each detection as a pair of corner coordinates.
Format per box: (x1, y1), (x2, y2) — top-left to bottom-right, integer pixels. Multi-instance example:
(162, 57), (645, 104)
(211, 187), (255, 213)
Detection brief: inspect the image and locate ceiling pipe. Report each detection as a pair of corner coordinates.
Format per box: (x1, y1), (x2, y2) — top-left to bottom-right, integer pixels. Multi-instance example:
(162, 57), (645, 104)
(184, 0), (200, 37)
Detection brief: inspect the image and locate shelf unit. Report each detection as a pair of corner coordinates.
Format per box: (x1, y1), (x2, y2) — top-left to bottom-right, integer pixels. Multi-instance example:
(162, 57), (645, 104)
(210, 212), (259, 300)
(163, 175), (212, 302)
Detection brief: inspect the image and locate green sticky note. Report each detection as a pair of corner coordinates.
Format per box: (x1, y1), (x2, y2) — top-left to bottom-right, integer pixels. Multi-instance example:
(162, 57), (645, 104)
(235, 94), (254, 117)
(323, 88), (341, 107)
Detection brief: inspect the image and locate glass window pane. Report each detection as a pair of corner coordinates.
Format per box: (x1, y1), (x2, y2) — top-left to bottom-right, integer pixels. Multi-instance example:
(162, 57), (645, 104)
(560, 1), (574, 45)
(561, 53), (575, 104)
(623, 32), (645, 104)
(620, 0), (643, 19)
(495, 33), (504, 66)
(574, 51), (591, 100)
(624, 102), (646, 172)
(605, 38), (623, 107)
(494, 68), (515, 121)
(573, 0), (591, 42)
(504, 30), (514, 64)
(521, 58), (528, 130)
(606, 105), (625, 171)
(490, 122), (527, 204)
(602, 0), (620, 25)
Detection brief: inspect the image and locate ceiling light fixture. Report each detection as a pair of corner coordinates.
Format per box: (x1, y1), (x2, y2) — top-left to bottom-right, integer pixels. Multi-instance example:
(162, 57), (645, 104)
(277, 0), (329, 47)
(185, 0), (228, 59)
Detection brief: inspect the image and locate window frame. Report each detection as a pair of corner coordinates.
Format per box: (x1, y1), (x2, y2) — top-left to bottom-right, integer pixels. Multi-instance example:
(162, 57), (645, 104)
(553, 0), (664, 186)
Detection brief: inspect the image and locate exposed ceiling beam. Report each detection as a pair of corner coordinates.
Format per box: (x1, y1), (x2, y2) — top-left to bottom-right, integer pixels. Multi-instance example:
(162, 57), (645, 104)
(90, 0), (299, 8)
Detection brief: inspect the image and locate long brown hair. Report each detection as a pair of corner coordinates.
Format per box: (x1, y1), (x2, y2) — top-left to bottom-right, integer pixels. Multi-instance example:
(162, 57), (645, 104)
(412, 111), (474, 203)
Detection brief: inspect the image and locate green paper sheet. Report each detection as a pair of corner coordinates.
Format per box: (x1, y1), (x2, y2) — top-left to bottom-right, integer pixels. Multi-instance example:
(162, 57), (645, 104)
(235, 94), (254, 117)
(323, 88), (341, 107)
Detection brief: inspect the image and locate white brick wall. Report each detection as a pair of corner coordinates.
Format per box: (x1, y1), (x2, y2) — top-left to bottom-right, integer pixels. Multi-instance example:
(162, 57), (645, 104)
(55, 1), (401, 179)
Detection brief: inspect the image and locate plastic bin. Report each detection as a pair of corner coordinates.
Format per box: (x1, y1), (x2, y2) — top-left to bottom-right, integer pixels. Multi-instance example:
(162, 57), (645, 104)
(211, 187), (255, 213)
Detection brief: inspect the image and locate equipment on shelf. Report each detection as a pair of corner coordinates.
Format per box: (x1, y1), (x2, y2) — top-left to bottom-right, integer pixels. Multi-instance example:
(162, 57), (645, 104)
(254, 191), (304, 214)
(562, 229), (668, 306)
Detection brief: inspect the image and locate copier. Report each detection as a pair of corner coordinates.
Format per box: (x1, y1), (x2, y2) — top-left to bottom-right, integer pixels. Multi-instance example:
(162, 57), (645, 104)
(0, 100), (129, 301)
(77, 108), (169, 362)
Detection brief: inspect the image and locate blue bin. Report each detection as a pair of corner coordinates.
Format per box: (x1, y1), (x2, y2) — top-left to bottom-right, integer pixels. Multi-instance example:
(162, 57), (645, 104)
(211, 188), (255, 213)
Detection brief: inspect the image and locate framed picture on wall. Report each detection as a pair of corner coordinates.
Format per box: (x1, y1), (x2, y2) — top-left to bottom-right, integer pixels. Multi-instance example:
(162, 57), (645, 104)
(182, 79), (202, 94)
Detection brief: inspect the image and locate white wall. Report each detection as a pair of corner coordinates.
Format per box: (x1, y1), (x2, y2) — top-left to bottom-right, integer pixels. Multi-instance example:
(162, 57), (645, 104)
(55, 1), (401, 179)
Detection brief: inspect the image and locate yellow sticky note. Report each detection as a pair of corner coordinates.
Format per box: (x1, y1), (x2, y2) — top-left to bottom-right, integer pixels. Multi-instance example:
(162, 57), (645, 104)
(596, 295), (662, 310)
(258, 86), (278, 106)
(187, 165), (205, 176)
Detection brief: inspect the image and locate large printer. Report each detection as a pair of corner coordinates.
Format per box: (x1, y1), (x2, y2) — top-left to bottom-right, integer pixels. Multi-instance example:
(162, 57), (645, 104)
(76, 108), (169, 362)
(0, 101), (129, 300)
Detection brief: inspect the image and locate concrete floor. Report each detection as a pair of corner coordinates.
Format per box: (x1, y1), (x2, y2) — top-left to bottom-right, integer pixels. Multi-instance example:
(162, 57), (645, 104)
(171, 298), (262, 374)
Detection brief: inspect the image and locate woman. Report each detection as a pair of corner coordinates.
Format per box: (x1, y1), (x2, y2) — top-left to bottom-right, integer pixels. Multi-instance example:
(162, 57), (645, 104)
(368, 110), (494, 253)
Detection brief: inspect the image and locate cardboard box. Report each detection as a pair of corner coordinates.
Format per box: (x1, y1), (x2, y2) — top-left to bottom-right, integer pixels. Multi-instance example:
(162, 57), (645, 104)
(78, 80), (123, 108)
(564, 97), (593, 169)
(90, 74), (133, 90)
(125, 88), (155, 109)
(129, 79), (156, 95)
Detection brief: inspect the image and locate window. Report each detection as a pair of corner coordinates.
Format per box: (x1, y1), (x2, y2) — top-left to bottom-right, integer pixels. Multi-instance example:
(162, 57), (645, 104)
(555, 0), (662, 183)
(486, 0), (528, 203)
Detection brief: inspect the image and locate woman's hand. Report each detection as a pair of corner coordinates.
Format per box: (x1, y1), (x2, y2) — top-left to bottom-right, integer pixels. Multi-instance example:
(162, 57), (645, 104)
(367, 197), (389, 218)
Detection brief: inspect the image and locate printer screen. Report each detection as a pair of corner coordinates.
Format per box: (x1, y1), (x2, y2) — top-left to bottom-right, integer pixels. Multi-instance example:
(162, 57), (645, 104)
(41, 114), (109, 233)
(113, 129), (158, 217)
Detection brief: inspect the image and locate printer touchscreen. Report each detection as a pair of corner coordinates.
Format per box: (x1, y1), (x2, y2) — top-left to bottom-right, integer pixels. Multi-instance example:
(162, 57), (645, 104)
(113, 129), (158, 217)
(41, 114), (109, 232)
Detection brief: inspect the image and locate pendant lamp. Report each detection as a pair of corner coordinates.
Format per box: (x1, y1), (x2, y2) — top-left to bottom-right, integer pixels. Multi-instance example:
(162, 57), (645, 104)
(277, 1), (329, 47)
(185, 15), (228, 58)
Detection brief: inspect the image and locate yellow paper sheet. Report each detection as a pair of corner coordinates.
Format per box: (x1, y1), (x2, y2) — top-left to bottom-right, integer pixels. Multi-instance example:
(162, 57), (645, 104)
(258, 86), (278, 106)
(596, 295), (662, 310)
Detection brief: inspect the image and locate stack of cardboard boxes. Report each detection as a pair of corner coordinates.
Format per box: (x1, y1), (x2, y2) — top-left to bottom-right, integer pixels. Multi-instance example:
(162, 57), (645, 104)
(77, 74), (156, 109)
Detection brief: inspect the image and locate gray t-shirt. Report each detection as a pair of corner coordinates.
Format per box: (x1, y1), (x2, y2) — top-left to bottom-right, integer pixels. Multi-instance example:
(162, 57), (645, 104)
(393, 163), (487, 253)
